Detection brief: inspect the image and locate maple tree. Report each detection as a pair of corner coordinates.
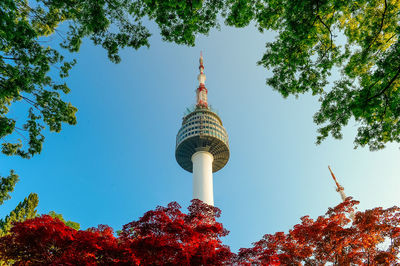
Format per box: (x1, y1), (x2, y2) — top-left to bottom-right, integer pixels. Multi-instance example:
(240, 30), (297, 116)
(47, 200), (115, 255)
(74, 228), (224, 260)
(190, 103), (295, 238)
(119, 200), (232, 265)
(0, 199), (233, 265)
(237, 198), (400, 265)
(0, 215), (131, 265)
(1, 198), (399, 265)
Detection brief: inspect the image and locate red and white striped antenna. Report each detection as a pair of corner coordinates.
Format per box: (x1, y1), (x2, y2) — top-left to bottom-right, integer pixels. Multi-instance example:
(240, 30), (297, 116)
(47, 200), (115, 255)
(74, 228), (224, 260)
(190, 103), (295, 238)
(196, 52), (208, 108)
(328, 166), (355, 220)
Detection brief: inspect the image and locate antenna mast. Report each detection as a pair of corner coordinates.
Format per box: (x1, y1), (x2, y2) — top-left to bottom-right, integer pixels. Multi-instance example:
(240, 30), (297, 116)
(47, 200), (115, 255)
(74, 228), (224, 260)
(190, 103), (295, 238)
(328, 166), (355, 220)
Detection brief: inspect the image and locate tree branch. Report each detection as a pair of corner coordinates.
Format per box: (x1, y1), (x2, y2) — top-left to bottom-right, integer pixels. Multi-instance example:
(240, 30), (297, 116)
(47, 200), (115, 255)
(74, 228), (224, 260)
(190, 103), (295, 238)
(314, 0), (334, 53)
(14, 128), (28, 141)
(0, 65), (13, 77)
(15, 126), (27, 132)
(20, 96), (41, 111)
(0, 56), (21, 61)
(366, 66), (400, 102)
(371, 33), (397, 57)
(23, 2), (66, 41)
(379, 93), (389, 126)
(317, 15), (333, 51)
(366, 0), (387, 52)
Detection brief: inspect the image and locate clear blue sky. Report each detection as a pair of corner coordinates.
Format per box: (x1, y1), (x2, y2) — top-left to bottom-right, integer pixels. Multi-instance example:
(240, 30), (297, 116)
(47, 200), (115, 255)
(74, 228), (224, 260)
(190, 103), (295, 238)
(1, 22), (399, 252)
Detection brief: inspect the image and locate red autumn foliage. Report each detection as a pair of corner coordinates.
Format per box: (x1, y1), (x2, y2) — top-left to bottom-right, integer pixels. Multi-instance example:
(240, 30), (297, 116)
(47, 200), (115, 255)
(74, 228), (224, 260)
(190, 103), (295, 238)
(0, 215), (134, 265)
(0, 199), (232, 265)
(119, 200), (232, 265)
(236, 198), (400, 265)
(1, 198), (400, 265)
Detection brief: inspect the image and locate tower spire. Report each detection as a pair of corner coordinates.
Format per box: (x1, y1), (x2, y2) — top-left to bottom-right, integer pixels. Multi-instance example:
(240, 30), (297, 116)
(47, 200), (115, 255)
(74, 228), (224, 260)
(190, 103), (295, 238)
(196, 52), (208, 108)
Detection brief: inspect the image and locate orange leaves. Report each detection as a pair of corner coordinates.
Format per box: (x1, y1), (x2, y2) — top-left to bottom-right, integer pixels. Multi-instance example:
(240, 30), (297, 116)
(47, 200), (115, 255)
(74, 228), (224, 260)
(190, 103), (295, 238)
(238, 198), (400, 265)
(0, 215), (138, 264)
(0, 200), (232, 265)
(120, 199), (232, 265)
(1, 199), (400, 265)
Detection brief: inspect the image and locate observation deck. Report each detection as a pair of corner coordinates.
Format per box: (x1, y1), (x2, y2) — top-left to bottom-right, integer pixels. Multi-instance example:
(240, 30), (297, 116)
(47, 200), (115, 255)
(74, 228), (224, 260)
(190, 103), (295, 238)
(175, 106), (230, 173)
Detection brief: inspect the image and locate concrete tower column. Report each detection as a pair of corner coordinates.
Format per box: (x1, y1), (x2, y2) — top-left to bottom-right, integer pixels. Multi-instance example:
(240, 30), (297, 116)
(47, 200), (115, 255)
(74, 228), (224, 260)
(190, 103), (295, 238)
(191, 151), (214, 206)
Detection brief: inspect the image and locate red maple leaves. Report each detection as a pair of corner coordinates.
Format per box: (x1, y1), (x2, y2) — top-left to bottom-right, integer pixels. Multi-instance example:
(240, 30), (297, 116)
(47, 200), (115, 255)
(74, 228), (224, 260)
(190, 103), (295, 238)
(119, 201), (232, 265)
(1, 198), (400, 265)
(237, 199), (400, 265)
(0, 200), (232, 265)
(0, 215), (132, 264)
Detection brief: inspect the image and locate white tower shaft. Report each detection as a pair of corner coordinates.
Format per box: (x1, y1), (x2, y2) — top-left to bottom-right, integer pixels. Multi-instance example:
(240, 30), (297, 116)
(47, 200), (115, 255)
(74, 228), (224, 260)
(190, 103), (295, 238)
(191, 151), (214, 206)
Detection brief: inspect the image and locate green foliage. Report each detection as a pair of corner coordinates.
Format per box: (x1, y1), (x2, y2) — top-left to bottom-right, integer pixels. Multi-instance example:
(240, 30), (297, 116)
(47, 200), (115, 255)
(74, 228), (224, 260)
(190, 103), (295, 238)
(0, 193), (38, 236)
(0, 175), (38, 264)
(0, 0), (151, 158)
(0, 172), (76, 238)
(48, 211), (80, 230)
(0, 170), (38, 239)
(132, 0), (224, 46)
(0, 0), (228, 159)
(3, 0), (399, 154)
(1, 0), (76, 158)
(0, 170), (18, 205)
(224, 0), (400, 150)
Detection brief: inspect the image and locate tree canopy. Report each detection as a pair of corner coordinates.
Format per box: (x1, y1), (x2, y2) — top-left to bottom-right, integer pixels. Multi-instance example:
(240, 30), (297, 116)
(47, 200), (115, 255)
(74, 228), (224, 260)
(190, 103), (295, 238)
(48, 210), (80, 230)
(241, 0), (400, 151)
(1, 0), (150, 158)
(0, 199), (233, 265)
(1, 198), (399, 265)
(0, 0), (226, 159)
(2, 0), (400, 155)
(237, 198), (400, 265)
(0, 171), (38, 237)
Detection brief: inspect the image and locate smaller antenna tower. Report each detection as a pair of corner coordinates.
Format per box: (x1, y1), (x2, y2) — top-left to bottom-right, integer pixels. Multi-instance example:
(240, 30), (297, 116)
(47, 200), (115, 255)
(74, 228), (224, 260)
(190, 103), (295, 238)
(328, 166), (355, 220)
(328, 166), (346, 201)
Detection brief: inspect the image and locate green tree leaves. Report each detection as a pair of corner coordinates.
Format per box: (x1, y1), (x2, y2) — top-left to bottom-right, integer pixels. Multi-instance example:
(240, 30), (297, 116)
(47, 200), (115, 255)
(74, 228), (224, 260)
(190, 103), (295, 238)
(0, 0), (151, 159)
(0, 170), (18, 205)
(0, 171), (39, 237)
(218, 0), (400, 150)
(1, 0), (76, 158)
(1, 0), (230, 159)
(0, 193), (38, 236)
(249, 0), (400, 150)
(3, 0), (399, 162)
(131, 0), (225, 46)
(48, 211), (80, 230)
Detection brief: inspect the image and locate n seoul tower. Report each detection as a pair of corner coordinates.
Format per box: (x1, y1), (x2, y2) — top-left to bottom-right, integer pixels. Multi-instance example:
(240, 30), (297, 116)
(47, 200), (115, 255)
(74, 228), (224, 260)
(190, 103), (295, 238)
(175, 54), (230, 206)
